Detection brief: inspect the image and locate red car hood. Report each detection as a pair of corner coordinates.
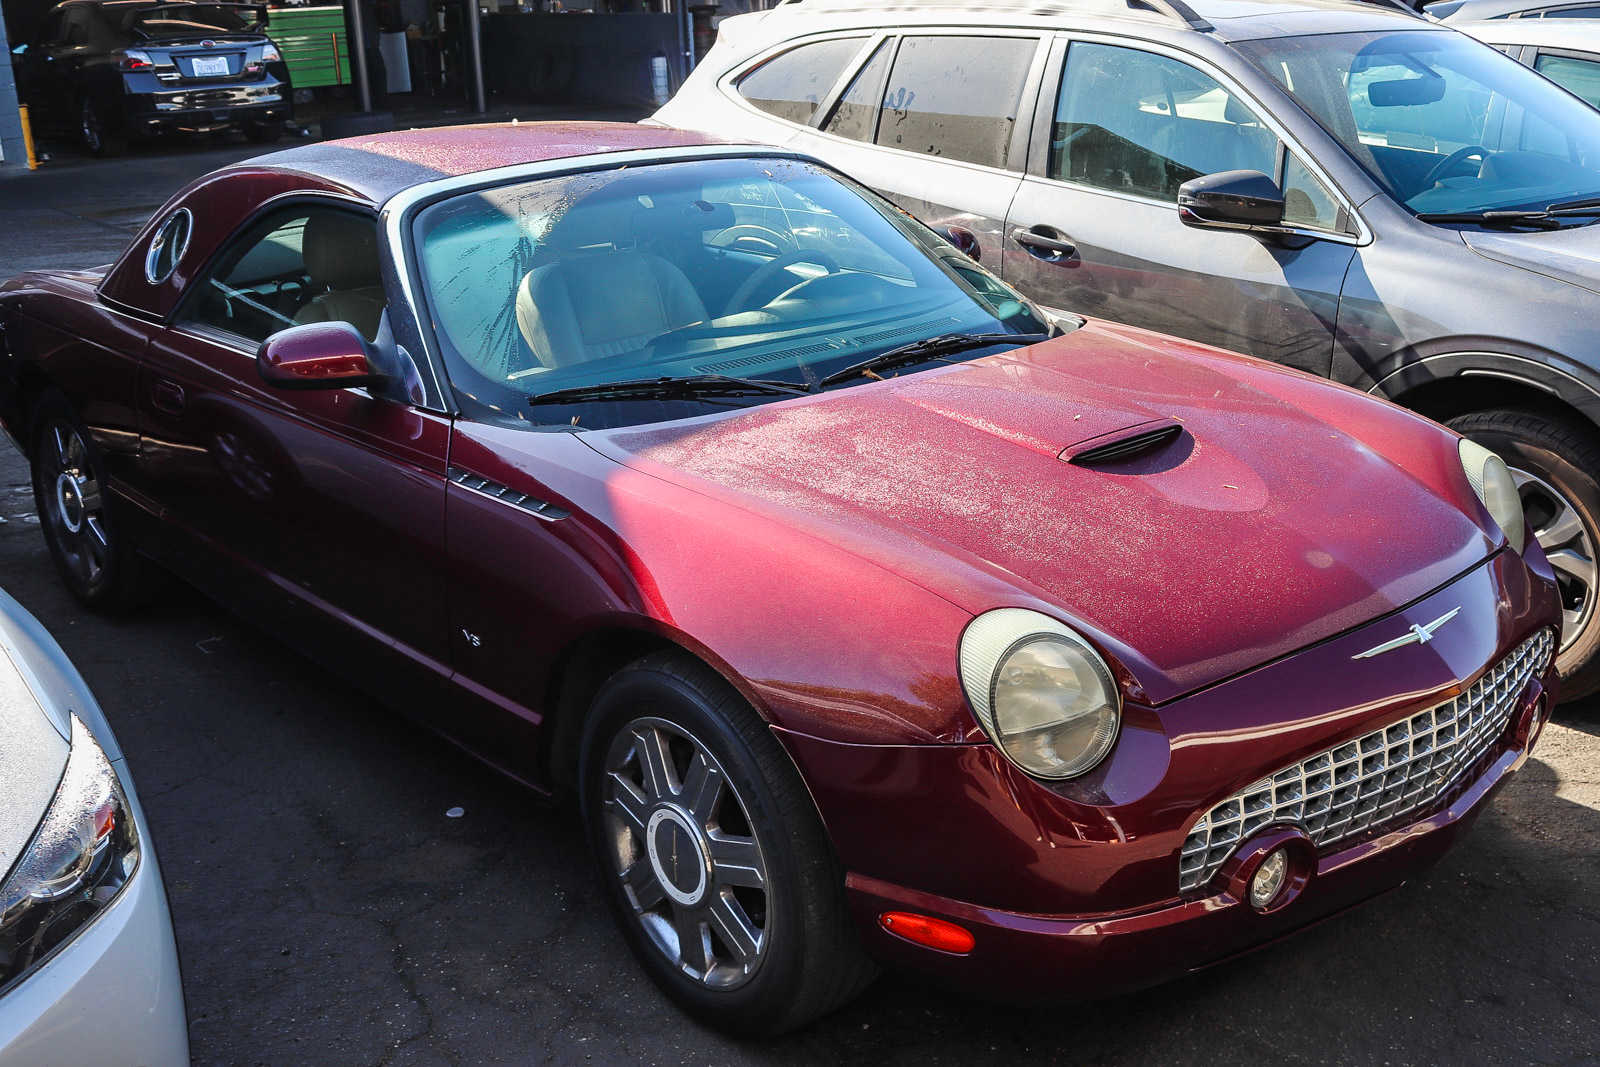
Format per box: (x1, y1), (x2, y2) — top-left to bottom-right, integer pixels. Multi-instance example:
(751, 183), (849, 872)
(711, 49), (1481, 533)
(587, 321), (1495, 705)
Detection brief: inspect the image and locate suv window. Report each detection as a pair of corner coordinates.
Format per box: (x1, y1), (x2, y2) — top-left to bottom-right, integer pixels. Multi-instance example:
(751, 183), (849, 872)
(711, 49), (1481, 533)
(821, 38), (892, 141)
(874, 35), (1038, 169)
(1540, 5), (1600, 14)
(1050, 42), (1279, 202)
(737, 37), (865, 125)
(182, 207), (386, 345)
(1536, 52), (1600, 108)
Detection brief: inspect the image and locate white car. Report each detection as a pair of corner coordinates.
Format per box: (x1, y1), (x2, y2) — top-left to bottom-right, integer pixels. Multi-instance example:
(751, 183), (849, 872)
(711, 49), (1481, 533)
(0, 587), (187, 1066)
(1429, 0), (1600, 20)
(1459, 17), (1600, 107)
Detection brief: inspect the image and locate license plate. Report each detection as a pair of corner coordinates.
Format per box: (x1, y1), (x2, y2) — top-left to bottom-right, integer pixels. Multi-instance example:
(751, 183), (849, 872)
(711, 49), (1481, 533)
(191, 56), (229, 77)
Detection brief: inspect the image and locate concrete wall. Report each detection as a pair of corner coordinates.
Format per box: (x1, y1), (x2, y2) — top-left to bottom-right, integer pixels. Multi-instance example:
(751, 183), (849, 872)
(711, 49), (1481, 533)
(0, 11), (24, 171)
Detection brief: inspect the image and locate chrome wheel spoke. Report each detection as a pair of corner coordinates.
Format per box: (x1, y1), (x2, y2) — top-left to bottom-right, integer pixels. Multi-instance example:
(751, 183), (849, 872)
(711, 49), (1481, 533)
(633, 726), (676, 801)
(51, 425), (70, 467)
(708, 832), (765, 889)
(606, 772), (651, 839)
(1536, 504), (1585, 550)
(85, 515), (110, 550)
(708, 893), (762, 966)
(623, 859), (667, 911)
(1511, 464), (1597, 652)
(1548, 547), (1597, 588)
(673, 907), (711, 975)
(680, 752), (724, 822)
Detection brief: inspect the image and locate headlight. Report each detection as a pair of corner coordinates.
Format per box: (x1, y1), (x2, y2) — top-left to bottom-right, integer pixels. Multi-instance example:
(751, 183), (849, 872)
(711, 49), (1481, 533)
(1460, 438), (1526, 554)
(0, 714), (140, 993)
(958, 608), (1122, 779)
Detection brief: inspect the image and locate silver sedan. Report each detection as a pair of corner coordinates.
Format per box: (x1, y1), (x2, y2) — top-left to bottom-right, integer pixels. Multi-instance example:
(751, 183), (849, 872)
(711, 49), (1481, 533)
(0, 586), (187, 1066)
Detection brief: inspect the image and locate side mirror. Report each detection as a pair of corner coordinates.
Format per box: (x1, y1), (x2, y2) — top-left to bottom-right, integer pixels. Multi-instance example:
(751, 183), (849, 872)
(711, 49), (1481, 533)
(1177, 170), (1286, 230)
(257, 321), (387, 391)
(938, 225), (982, 262)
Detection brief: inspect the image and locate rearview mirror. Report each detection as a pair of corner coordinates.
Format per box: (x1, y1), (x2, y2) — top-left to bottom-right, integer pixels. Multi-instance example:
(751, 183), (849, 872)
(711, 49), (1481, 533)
(1177, 170), (1286, 230)
(257, 321), (387, 391)
(1368, 75), (1446, 108)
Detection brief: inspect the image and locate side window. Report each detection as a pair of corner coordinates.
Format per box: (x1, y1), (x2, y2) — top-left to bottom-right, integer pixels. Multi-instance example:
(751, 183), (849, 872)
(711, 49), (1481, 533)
(1543, 5), (1600, 14)
(1051, 42), (1280, 201)
(1281, 155), (1345, 232)
(181, 208), (386, 345)
(736, 37), (865, 125)
(64, 10), (90, 45)
(1535, 53), (1600, 109)
(874, 35), (1038, 169)
(821, 38), (892, 142)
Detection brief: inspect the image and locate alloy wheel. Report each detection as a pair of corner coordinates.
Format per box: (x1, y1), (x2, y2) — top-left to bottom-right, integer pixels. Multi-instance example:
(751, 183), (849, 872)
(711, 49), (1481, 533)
(600, 717), (769, 990)
(37, 420), (110, 591)
(1512, 465), (1598, 652)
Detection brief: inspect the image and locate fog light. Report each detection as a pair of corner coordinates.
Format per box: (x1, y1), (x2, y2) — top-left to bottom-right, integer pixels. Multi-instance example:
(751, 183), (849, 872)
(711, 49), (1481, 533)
(1249, 848), (1289, 911)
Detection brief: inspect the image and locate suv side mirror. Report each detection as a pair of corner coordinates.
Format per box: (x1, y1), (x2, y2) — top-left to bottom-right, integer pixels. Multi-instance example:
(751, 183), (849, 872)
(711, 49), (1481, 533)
(938, 225), (982, 262)
(257, 321), (387, 391)
(1177, 170), (1286, 230)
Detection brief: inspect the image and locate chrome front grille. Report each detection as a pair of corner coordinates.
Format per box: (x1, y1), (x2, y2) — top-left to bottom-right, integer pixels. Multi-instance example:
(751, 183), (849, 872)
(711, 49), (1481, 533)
(1178, 628), (1554, 895)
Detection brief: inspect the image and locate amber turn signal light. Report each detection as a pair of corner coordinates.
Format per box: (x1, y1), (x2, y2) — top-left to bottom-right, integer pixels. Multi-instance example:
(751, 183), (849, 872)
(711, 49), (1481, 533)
(878, 911), (976, 954)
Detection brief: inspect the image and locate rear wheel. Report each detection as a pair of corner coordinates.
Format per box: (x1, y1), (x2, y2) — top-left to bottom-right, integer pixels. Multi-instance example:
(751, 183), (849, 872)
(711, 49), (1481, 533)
(579, 652), (874, 1034)
(1450, 408), (1600, 701)
(79, 98), (126, 157)
(30, 396), (147, 610)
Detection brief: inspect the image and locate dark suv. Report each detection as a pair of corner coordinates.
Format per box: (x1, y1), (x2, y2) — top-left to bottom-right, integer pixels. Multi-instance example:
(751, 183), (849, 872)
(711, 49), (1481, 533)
(659, 0), (1600, 699)
(11, 0), (291, 155)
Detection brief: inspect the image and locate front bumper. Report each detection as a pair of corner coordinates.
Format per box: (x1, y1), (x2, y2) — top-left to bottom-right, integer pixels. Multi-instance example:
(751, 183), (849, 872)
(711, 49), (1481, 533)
(0, 764), (188, 1066)
(842, 688), (1545, 1000)
(776, 548), (1561, 998)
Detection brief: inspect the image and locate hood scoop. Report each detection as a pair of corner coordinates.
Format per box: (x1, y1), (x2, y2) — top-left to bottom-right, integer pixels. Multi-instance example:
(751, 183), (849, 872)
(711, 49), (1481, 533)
(1062, 419), (1184, 467)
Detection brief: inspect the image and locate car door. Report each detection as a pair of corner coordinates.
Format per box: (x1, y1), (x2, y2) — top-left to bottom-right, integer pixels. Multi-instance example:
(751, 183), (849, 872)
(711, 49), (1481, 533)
(1528, 48), (1600, 109)
(792, 30), (1049, 267)
(137, 201), (454, 718)
(18, 11), (74, 126)
(1004, 36), (1358, 376)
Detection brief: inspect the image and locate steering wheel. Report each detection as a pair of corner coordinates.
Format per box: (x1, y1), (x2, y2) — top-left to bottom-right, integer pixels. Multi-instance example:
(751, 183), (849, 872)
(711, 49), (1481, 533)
(709, 224), (792, 257)
(1423, 145), (1489, 188)
(723, 249), (843, 317)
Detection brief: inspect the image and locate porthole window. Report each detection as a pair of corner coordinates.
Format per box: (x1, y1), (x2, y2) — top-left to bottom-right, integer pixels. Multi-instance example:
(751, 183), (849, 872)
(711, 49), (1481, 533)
(144, 208), (193, 285)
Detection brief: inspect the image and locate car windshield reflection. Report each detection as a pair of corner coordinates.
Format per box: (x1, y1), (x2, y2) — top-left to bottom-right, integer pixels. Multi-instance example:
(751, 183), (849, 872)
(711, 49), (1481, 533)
(413, 156), (1052, 429)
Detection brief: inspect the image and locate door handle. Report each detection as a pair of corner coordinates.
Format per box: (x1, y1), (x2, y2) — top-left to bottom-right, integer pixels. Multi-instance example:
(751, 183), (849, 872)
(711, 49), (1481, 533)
(1012, 227), (1078, 259)
(151, 378), (185, 415)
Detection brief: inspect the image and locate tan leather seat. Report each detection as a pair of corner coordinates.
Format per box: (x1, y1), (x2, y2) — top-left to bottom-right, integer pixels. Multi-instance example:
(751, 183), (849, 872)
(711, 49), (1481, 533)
(513, 252), (708, 372)
(294, 212), (387, 340)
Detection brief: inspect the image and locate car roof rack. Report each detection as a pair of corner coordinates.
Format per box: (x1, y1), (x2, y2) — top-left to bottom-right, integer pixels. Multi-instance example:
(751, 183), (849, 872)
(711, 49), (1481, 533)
(773, 0), (1214, 32)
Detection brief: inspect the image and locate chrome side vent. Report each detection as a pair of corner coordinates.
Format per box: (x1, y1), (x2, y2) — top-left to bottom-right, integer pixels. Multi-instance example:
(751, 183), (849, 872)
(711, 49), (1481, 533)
(449, 467), (569, 521)
(1064, 422), (1183, 466)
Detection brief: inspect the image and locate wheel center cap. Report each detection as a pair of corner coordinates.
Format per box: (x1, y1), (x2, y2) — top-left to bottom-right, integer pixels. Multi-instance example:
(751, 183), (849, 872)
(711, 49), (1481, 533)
(645, 806), (711, 907)
(56, 473), (84, 534)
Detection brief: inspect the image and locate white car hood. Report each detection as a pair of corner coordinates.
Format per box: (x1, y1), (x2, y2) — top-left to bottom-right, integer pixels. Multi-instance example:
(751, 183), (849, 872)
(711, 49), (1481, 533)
(0, 645), (68, 886)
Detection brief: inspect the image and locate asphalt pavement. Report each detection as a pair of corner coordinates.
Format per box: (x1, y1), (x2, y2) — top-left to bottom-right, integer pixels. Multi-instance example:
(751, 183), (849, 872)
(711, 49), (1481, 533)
(0, 133), (1597, 1067)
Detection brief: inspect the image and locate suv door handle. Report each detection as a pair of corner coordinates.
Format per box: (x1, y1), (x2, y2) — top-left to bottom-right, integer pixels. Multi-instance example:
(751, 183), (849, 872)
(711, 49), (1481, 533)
(1012, 227), (1077, 259)
(151, 378), (186, 415)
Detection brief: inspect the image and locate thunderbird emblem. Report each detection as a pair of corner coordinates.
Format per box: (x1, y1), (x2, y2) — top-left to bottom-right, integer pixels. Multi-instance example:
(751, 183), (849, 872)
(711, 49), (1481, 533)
(1351, 608), (1461, 660)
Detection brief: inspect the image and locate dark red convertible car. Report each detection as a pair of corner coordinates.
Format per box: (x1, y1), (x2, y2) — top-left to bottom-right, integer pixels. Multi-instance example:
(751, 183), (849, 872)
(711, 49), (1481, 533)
(0, 123), (1564, 1033)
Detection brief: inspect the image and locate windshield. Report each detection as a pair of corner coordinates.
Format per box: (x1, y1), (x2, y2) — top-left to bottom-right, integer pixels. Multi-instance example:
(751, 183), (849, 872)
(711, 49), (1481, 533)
(127, 4), (263, 36)
(414, 157), (1051, 429)
(1237, 29), (1600, 218)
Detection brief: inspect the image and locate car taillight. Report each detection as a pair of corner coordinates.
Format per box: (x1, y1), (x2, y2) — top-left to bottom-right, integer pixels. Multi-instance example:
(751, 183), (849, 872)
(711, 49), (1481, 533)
(118, 49), (155, 71)
(261, 43), (281, 62)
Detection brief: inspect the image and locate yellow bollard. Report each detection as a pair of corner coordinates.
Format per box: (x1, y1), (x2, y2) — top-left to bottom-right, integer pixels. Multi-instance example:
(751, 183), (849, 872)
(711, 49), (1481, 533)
(18, 105), (37, 170)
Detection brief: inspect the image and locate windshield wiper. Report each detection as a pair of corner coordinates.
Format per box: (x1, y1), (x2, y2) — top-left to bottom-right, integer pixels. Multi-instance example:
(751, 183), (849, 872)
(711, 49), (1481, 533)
(818, 332), (1050, 389)
(528, 373), (811, 407)
(1416, 202), (1600, 229)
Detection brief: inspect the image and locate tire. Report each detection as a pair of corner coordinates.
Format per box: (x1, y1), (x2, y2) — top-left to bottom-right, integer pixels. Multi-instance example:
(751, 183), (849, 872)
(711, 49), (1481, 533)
(579, 652), (875, 1035)
(29, 394), (148, 611)
(79, 97), (127, 158)
(245, 120), (284, 144)
(1450, 408), (1600, 701)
